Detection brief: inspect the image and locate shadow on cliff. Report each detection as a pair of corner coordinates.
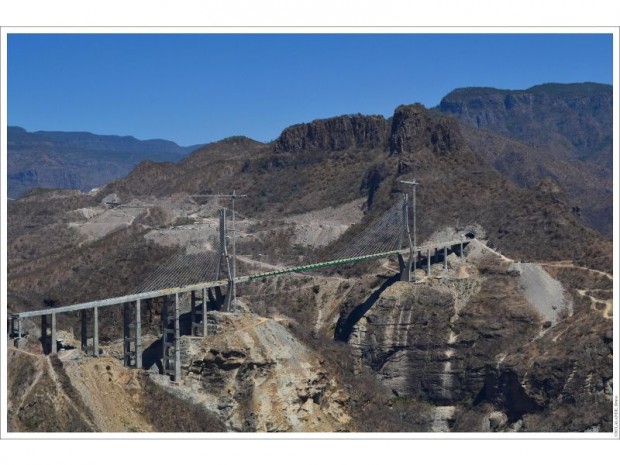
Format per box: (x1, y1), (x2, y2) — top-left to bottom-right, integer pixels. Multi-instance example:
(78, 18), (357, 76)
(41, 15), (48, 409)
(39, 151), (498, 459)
(475, 369), (542, 423)
(335, 273), (400, 343)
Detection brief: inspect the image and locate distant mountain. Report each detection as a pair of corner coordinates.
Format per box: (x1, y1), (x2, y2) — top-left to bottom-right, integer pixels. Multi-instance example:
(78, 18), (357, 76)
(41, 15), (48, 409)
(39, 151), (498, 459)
(7, 126), (204, 198)
(438, 83), (612, 164)
(436, 82), (612, 236)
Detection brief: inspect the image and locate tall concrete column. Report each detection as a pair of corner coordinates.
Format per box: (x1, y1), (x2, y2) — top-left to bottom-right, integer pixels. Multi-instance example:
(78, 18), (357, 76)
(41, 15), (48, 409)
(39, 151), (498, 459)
(444, 246), (448, 270)
(190, 290), (196, 335)
(202, 288), (208, 337)
(427, 248), (431, 276)
(162, 295), (169, 374)
(41, 315), (48, 353)
(397, 254), (410, 282)
(174, 293), (181, 382)
(93, 306), (99, 357)
(80, 309), (88, 352)
(17, 318), (22, 339)
(51, 312), (57, 354)
(123, 303), (130, 367)
(135, 300), (142, 369)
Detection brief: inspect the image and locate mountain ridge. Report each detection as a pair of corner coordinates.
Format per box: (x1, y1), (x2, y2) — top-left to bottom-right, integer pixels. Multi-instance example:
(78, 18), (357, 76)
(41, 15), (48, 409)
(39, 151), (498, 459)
(7, 126), (206, 198)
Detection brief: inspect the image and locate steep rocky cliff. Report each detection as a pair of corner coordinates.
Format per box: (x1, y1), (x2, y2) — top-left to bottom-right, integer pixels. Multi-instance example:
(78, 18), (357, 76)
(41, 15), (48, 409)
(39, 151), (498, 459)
(336, 240), (613, 432)
(274, 114), (389, 152)
(436, 83), (613, 236)
(438, 83), (612, 164)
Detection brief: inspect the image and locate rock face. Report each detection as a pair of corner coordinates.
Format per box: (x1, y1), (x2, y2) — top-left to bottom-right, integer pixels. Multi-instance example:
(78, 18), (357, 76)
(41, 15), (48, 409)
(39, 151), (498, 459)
(437, 83), (613, 237)
(274, 114), (389, 152)
(169, 312), (352, 432)
(347, 282), (456, 402)
(389, 104), (465, 156)
(337, 240), (613, 432)
(438, 83), (612, 166)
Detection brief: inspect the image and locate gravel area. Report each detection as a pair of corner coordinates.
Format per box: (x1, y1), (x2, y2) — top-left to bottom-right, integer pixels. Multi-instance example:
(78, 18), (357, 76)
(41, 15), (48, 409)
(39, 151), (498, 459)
(515, 262), (570, 325)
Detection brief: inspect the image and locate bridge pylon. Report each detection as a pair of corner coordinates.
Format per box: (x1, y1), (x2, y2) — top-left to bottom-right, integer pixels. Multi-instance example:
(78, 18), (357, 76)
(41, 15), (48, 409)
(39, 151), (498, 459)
(399, 193), (415, 282)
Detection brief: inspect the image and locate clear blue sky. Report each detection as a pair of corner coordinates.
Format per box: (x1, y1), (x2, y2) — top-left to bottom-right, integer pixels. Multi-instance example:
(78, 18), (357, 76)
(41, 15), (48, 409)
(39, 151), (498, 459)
(8, 33), (613, 146)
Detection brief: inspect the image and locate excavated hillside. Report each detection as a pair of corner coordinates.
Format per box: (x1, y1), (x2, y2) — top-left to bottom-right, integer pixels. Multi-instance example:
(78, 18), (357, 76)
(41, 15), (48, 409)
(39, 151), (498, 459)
(6, 102), (613, 433)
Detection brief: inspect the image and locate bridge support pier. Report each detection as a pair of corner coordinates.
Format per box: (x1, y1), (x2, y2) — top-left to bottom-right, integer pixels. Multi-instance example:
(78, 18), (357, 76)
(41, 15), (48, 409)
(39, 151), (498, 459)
(41, 315), (48, 352)
(190, 289), (209, 337)
(397, 254), (410, 282)
(208, 287), (225, 311)
(426, 248), (431, 276)
(123, 300), (142, 369)
(174, 294), (181, 381)
(12, 317), (24, 348)
(93, 306), (99, 357)
(12, 317), (22, 339)
(460, 238), (464, 257)
(444, 246), (448, 270)
(135, 300), (142, 369)
(162, 294), (181, 382)
(51, 312), (57, 354)
(80, 309), (88, 353)
(190, 290), (208, 336)
(202, 288), (208, 337)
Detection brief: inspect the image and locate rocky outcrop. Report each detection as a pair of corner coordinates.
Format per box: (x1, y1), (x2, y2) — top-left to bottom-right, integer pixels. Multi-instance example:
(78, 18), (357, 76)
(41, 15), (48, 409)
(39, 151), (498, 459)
(347, 283), (456, 403)
(167, 312), (352, 432)
(338, 240), (612, 432)
(389, 104), (465, 156)
(274, 114), (389, 152)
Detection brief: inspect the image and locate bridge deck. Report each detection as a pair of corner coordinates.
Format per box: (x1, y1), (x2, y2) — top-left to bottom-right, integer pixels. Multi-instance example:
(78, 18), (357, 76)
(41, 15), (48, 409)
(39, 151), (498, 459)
(14, 238), (469, 319)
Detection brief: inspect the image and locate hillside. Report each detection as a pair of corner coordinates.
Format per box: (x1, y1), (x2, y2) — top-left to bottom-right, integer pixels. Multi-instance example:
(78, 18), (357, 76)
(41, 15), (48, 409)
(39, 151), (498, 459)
(7, 126), (204, 198)
(436, 83), (613, 236)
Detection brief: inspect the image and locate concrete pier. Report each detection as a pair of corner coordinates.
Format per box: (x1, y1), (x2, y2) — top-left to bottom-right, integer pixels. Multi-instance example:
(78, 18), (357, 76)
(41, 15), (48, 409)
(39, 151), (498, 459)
(51, 312), (57, 354)
(162, 294), (182, 381)
(444, 246), (448, 270)
(81, 309), (88, 352)
(398, 253), (410, 282)
(162, 295), (172, 375)
(41, 315), (48, 352)
(427, 248), (431, 275)
(190, 290), (197, 335)
(174, 293), (181, 381)
(190, 288), (208, 336)
(123, 303), (132, 367)
(135, 299), (142, 369)
(202, 288), (208, 337)
(93, 306), (99, 357)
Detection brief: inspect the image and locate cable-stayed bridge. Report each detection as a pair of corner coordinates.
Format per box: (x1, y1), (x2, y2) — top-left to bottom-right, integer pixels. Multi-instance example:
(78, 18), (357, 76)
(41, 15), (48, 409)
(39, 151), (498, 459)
(9, 196), (472, 381)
